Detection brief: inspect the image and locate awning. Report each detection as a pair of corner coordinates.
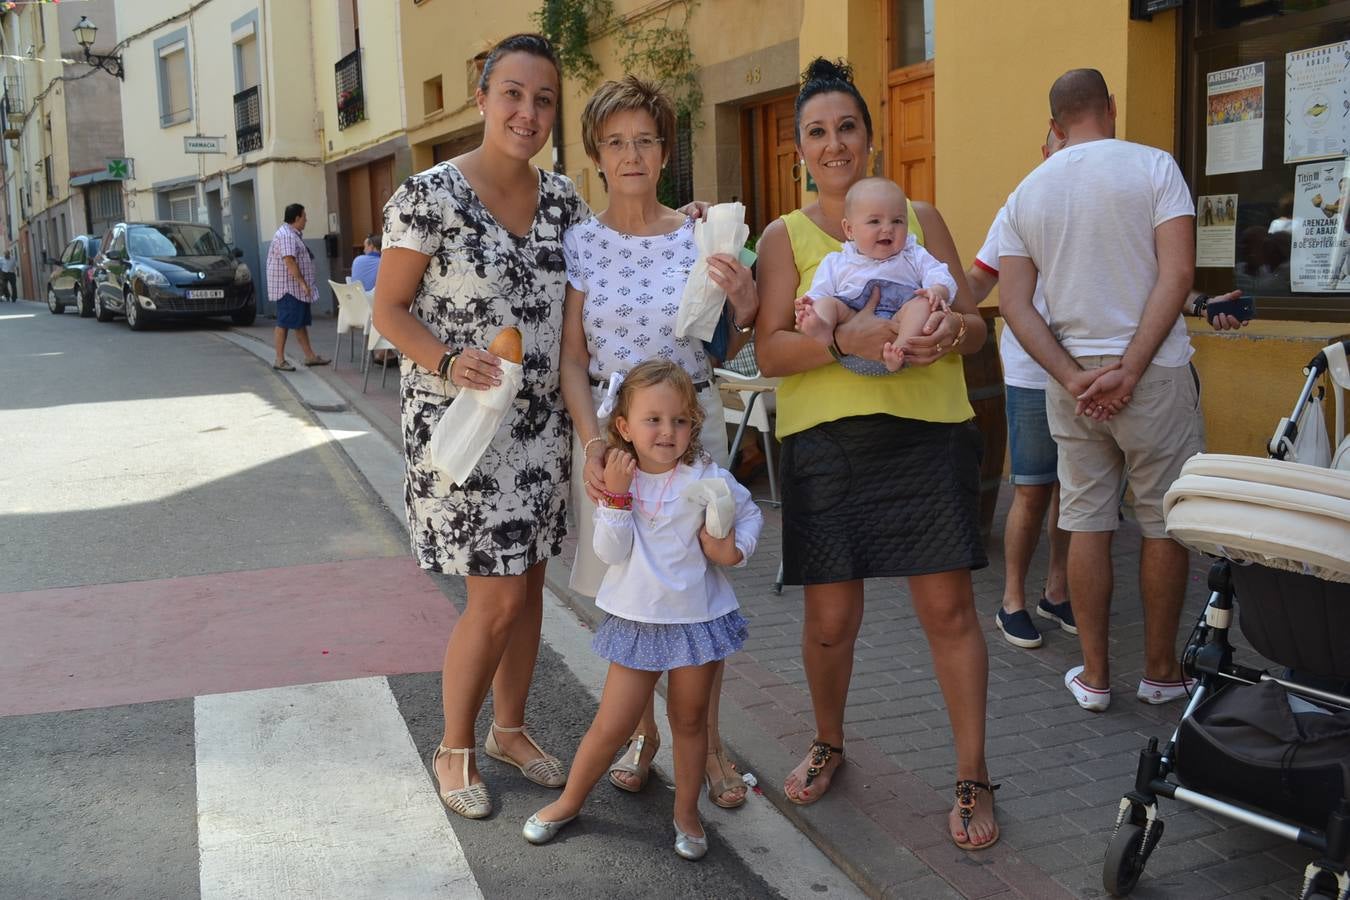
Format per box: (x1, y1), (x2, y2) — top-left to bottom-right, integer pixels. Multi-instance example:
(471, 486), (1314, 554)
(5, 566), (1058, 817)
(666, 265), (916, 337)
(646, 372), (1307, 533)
(69, 171), (122, 188)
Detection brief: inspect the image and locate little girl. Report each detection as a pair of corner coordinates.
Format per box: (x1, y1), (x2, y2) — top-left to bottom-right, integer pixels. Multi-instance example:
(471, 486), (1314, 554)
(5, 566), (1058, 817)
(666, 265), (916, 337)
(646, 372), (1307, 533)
(522, 359), (762, 860)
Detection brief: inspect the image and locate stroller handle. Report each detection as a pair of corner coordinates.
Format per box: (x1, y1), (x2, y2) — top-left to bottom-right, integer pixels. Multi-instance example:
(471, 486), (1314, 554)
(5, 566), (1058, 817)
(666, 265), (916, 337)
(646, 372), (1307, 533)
(1307, 339), (1350, 377)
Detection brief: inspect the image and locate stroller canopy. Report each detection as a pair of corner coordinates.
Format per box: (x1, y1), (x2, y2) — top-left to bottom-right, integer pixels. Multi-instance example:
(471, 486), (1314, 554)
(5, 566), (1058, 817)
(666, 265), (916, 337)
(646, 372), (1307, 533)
(1164, 453), (1350, 583)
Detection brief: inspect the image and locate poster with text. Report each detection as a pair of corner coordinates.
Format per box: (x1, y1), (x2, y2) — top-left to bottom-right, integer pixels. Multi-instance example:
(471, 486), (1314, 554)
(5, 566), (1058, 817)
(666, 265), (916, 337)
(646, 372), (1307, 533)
(1206, 63), (1265, 175)
(1291, 159), (1350, 292)
(1284, 41), (1350, 164)
(1196, 194), (1237, 268)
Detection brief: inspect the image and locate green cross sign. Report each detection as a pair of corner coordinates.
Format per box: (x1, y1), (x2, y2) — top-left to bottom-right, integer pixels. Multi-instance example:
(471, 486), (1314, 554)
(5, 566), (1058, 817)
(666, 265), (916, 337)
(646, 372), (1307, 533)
(106, 159), (130, 180)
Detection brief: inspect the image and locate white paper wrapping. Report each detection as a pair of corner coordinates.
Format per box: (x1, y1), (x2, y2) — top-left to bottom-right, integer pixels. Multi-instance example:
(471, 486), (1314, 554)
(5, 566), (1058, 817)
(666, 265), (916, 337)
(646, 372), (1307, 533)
(429, 361), (525, 485)
(680, 477), (736, 539)
(676, 202), (749, 342)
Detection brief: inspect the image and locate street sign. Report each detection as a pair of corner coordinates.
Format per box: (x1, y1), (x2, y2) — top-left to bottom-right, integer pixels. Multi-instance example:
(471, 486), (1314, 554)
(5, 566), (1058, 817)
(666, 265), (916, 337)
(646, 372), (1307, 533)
(184, 135), (226, 154)
(106, 158), (132, 180)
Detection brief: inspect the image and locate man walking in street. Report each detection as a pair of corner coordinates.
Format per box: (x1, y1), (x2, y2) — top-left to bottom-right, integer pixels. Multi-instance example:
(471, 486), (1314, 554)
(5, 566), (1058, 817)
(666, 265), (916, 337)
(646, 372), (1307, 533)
(266, 203), (329, 371)
(999, 69), (1202, 712)
(0, 248), (18, 302)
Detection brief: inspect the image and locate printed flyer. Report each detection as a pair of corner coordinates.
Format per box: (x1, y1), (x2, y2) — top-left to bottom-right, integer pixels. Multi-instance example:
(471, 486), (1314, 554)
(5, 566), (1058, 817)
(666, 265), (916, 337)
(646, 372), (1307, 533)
(1291, 158), (1350, 292)
(1196, 194), (1237, 268)
(1284, 41), (1350, 164)
(1205, 63), (1264, 175)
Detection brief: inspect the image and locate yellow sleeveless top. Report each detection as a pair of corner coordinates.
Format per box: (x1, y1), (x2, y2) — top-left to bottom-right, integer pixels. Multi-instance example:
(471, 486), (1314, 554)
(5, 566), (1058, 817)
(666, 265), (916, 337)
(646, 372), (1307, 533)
(775, 202), (974, 439)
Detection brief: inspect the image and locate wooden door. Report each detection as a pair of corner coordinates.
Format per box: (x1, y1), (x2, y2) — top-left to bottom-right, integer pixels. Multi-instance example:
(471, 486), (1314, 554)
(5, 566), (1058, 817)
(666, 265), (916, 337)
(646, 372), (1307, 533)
(741, 92), (800, 237)
(886, 60), (935, 203)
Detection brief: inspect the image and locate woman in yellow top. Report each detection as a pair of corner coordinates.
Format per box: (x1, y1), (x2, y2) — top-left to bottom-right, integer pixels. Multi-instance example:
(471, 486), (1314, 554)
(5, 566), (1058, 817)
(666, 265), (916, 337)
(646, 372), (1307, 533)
(755, 58), (998, 850)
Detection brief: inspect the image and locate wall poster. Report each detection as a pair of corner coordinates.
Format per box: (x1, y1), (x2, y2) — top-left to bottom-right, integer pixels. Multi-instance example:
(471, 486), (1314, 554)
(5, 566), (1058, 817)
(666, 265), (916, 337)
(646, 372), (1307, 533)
(1205, 63), (1265, 175)
(1196, 194), (1237, 268)
(1291, 158), (1350, 292)
(1284, 41), (1350, 165)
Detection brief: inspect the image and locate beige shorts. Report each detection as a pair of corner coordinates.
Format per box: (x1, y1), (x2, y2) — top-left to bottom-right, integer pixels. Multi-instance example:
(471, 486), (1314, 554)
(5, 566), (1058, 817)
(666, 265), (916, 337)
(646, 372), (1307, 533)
(569, 380), (729, 597)
(1045, 355), (1205, 538)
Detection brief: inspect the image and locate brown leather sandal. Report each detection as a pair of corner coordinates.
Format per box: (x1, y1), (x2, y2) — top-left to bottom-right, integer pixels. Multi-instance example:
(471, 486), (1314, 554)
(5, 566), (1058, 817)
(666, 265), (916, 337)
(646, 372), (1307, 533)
(953, 779), (1001, 850)
(705, 745), (747, 809)
(786, 740), (843, 806)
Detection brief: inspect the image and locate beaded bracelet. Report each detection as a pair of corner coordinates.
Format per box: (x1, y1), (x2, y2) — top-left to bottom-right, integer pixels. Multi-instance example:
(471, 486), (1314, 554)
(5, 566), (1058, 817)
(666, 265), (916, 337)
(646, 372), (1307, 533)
(600, 490), (633, 511)
(583, 436), (605, 457)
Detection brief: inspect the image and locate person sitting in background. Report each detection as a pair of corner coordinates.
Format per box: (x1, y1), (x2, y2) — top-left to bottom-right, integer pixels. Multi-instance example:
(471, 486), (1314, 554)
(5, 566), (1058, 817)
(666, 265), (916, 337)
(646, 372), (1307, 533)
(351, 234), (381, 292)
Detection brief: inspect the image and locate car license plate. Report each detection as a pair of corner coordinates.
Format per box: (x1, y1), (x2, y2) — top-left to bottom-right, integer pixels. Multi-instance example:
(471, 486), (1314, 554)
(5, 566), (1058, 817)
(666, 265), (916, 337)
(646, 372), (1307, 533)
(186, 289), (224, 299)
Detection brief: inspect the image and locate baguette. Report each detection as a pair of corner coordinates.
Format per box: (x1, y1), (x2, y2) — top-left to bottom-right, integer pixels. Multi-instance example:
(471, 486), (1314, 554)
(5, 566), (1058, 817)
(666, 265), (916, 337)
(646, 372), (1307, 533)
(488, 326), (523, 364)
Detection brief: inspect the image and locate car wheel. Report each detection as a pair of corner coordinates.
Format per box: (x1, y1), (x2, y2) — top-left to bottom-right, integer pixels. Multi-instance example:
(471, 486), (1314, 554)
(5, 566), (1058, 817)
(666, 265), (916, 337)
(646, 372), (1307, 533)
(125, 292), (148, 331)
(94, 291), (114, 322)
(77, 284), (94, 318)
(230, 300), (257, 326)
(47, 286), (64, 314)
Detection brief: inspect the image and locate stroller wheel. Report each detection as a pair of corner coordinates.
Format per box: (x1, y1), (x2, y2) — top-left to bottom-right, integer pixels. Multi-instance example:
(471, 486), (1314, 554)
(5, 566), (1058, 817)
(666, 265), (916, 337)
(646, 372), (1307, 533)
(1102, 822), (1147, 897)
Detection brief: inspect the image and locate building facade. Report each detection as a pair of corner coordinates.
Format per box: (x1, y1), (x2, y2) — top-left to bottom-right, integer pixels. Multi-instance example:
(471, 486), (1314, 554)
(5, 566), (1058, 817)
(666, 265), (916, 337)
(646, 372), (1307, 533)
(310, 0), (412, 282)
(0, 0), (124, 301)
(112, 0), (331, 310)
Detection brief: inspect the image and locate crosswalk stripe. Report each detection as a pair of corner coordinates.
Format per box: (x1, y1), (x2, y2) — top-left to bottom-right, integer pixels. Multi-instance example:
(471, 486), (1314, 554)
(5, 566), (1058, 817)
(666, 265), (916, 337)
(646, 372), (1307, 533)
(195, 677), (482, 900)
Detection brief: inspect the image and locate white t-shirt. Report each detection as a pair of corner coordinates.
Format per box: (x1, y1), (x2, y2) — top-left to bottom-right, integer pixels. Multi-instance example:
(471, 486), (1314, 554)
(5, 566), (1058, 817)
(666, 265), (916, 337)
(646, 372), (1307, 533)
(976, 207), (1049, 390)
(561, 217), (709, 382)
(1001, 139), (1196, 368)
(593, 459), (762, 625)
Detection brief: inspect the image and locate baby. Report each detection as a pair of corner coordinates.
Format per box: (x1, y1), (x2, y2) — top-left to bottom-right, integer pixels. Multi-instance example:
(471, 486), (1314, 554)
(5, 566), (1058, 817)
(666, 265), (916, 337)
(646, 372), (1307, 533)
(795, 177), (958, 371)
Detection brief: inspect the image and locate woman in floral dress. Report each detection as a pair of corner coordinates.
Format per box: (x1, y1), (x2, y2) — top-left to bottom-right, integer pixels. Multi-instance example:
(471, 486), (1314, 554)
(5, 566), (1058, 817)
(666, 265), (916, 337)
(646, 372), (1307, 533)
(373, 34), (590, 820)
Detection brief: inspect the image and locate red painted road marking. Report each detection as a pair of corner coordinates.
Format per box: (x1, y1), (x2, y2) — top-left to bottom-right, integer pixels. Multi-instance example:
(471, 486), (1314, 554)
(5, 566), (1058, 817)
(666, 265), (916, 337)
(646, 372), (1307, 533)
(0, 557), (457, 716)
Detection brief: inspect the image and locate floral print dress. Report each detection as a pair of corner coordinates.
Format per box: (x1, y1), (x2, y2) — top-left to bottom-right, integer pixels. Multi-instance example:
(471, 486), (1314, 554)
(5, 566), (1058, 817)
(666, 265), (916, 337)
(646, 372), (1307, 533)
(383, 162), (590, 576)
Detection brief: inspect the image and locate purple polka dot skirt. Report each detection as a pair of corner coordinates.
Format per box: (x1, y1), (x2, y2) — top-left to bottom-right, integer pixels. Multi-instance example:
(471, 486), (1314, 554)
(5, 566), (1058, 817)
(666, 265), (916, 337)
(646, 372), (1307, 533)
(591, 610), (748, 671)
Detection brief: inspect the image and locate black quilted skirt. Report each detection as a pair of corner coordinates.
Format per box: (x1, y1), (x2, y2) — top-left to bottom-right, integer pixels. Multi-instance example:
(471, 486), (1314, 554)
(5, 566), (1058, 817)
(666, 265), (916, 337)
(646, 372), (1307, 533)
(780, 414), (988, 585)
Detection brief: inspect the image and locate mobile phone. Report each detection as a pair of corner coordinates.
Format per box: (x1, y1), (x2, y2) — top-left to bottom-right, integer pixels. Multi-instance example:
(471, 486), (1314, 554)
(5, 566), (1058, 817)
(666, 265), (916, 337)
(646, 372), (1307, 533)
(1206, 295), (1254, 323)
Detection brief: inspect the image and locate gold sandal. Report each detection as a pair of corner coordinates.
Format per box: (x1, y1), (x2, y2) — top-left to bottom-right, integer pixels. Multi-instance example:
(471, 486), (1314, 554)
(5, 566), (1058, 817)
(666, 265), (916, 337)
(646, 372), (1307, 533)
(430, 745), (492, 820)
(705, 745), (747, 809)
(608, 732), (659, 793)
(484, 722), (566, 788)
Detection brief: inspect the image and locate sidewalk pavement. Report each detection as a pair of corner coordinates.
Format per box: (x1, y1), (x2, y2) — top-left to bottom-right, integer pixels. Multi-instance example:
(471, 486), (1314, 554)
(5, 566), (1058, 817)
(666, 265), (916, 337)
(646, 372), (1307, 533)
(230, 313), (1309, 900)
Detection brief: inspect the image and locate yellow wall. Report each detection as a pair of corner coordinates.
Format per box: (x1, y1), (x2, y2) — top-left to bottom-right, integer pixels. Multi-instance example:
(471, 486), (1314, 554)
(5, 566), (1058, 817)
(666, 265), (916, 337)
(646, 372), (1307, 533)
(397, 0), (544, 174)
(310, 0), (407, 162)
(933, 0), (1177, 266)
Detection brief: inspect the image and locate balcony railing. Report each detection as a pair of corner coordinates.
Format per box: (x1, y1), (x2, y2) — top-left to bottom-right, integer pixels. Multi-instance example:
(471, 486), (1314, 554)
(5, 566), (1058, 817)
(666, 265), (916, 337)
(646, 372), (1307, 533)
(234, 85), (262, 154)
(334, 48), (365, 130)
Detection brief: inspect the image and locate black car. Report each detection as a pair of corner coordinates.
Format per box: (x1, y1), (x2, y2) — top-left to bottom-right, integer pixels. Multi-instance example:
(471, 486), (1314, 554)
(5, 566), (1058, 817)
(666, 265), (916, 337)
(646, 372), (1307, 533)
(92, 221), (255, 330)
(45, 234), (101, 317)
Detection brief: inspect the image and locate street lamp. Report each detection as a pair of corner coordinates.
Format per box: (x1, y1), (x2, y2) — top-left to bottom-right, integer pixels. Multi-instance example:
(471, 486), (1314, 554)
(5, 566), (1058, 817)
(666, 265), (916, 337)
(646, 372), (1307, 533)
(73, 17), (123, 81)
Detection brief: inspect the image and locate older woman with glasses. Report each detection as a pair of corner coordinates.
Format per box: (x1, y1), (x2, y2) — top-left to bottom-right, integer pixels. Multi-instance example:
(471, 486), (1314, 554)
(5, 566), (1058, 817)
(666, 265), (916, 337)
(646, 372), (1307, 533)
(559, 75), (758, 811)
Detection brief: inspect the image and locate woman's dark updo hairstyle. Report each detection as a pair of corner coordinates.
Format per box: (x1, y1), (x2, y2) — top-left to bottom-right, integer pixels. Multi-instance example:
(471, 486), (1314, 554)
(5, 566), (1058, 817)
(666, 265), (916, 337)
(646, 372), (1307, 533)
(794, 57), (873, 144)
(477, 33), (560, 92)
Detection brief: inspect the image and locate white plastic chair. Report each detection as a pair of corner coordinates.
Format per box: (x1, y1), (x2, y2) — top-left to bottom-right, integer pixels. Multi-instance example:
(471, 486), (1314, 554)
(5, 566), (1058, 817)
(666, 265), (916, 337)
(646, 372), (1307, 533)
(330, 280), (371, 370)
(362, 289), (398, 392)
(715, 367), (781, 505)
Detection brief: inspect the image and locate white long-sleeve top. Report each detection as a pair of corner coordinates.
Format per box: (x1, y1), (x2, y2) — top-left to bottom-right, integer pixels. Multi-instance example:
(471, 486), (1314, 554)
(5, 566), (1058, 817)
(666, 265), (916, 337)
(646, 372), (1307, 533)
(593, 458), (763, 625)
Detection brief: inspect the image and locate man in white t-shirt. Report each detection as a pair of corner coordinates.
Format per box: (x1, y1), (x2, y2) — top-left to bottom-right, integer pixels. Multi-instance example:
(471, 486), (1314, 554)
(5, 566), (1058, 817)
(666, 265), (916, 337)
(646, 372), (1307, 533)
(1000, 69), (1203, 713)
(969, 130), (1074, 653)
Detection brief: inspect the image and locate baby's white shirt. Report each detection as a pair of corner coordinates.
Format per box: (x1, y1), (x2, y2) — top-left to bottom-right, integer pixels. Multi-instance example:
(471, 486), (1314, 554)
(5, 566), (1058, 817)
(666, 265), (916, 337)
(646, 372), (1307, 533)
(809, 235), (958, 304)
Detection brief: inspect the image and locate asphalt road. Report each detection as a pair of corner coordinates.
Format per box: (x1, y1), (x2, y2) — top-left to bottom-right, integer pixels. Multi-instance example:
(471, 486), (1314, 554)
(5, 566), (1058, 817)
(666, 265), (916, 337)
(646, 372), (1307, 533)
(0, 301), (850, 900)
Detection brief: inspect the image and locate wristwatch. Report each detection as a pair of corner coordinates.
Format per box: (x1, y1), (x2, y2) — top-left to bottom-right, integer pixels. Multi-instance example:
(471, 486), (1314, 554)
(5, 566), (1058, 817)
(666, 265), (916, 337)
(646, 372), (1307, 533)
(1191, 293), (1210, 317)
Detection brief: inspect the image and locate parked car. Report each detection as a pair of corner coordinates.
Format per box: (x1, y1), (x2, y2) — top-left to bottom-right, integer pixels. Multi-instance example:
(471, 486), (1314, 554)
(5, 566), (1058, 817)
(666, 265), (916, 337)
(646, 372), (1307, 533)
(92, 221), (255, 330)
(45, 234), (101, 317)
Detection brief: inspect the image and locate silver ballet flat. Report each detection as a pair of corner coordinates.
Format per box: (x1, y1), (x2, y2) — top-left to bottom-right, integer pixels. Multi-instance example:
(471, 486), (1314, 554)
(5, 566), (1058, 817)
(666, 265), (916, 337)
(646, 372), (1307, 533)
(673, 819), (708, 861)
(522, 812), (577, 845)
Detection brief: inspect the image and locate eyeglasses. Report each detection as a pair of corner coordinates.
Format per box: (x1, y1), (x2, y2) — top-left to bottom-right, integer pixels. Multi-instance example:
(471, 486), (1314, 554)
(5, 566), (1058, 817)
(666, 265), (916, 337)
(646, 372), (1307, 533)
(599, 136), (664, 154)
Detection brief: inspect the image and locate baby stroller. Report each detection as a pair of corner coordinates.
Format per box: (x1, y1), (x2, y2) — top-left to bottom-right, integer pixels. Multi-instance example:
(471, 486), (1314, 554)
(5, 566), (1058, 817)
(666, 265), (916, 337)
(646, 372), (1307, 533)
(1103, 339), (1350, 899)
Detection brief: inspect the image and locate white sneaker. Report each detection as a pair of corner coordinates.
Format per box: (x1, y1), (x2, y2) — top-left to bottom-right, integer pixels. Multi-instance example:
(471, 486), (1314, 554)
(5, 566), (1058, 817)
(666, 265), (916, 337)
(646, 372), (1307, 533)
(1064, 665), (1111, 712)
(1136, 676), (1196, 705)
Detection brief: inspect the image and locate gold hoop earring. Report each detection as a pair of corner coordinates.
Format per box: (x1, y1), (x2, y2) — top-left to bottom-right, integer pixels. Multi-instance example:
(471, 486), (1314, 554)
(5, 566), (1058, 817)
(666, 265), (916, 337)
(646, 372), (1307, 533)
(791, 159), (804, 183)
